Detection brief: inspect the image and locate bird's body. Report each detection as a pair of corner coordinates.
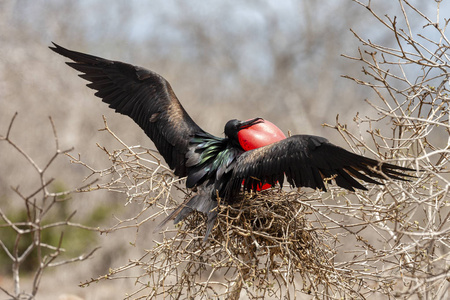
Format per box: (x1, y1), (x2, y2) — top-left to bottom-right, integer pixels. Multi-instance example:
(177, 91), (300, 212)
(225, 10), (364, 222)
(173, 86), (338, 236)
(50, 43), (414, 240)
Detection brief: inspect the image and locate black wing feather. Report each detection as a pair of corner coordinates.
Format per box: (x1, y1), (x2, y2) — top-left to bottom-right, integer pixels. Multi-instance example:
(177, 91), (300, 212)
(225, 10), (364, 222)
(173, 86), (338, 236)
(227, 135), (414, 198)
(50, 43), (204, 176)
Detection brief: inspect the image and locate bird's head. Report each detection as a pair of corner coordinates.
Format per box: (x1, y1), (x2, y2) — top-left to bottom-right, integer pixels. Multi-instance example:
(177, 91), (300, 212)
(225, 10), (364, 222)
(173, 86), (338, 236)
(224, 118), (264, 141)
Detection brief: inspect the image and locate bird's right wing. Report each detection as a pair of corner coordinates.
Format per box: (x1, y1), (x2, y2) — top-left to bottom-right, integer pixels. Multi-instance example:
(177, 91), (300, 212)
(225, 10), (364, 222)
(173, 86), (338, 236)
(50, 43), (205, 176)
(227, 134), (414, 198)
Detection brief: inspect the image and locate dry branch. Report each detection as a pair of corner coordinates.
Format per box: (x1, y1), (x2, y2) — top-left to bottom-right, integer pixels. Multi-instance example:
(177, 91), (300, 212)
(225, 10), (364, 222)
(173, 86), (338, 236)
(0, 113), (100, 300)
(68, 1), (450, 298)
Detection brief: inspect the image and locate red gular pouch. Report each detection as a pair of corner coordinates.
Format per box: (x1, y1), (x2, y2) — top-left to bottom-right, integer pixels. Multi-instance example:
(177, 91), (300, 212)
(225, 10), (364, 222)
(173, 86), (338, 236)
(238, 119), (287, 191)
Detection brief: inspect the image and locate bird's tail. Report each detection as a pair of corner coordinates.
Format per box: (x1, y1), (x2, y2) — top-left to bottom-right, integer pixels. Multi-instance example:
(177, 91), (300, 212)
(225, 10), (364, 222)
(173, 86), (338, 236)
(154, 190), (218, 241)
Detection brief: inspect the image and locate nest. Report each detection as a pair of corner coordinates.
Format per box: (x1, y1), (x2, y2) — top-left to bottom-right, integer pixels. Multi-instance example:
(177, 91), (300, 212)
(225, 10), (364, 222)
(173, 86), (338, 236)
(138, 189), (359, 299)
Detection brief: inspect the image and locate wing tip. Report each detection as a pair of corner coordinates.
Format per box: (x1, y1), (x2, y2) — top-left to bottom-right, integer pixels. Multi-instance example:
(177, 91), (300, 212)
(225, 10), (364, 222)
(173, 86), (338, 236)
(49, 41), (68, 57)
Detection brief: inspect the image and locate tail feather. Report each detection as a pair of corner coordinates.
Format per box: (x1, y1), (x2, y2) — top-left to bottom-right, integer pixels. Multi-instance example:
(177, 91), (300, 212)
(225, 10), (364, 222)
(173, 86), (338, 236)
(155, 189), (218, 241)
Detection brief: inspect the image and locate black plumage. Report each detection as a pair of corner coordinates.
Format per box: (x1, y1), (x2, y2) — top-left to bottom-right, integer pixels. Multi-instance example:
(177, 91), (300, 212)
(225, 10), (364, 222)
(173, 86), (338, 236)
(226, 135), (411, 199)
(52, 43), (203, 176)
(50, 43), (415, 240)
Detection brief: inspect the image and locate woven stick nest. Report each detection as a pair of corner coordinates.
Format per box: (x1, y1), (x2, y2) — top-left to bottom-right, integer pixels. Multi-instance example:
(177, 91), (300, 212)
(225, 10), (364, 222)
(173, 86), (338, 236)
(139, 189), (360, 299)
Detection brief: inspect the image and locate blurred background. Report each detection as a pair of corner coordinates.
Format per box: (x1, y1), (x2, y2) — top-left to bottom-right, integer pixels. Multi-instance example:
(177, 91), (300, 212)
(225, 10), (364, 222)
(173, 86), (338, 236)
(0, 0), (447, 299)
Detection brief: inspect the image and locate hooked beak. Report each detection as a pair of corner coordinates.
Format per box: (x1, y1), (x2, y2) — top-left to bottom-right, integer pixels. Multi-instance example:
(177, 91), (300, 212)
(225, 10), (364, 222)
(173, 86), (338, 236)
(239, 117), (264, 130)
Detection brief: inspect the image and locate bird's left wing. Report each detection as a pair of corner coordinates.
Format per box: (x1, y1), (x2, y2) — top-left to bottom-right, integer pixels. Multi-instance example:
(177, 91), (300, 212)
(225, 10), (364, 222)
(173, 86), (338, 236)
(50, 43), (205, 176)
(226, 134), (414, 198)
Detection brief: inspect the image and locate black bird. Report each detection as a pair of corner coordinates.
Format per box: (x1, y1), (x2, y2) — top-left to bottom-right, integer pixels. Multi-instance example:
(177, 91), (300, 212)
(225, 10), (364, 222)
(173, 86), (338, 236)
(50, 43), (414, 239)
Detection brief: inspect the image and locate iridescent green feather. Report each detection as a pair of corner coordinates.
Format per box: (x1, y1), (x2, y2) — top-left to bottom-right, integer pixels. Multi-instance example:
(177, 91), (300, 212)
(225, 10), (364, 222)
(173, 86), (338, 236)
(186, 133), (242, 188)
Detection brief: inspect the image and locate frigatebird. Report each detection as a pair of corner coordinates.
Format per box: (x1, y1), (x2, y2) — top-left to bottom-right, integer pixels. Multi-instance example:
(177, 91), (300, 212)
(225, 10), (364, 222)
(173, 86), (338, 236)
(50, 43), (414, 239)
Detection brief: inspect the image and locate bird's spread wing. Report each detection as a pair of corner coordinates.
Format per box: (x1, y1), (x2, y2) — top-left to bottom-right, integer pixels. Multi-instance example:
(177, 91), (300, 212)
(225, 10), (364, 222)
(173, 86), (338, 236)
(50, 43), (205, 176)
(226, 135), (414, 198)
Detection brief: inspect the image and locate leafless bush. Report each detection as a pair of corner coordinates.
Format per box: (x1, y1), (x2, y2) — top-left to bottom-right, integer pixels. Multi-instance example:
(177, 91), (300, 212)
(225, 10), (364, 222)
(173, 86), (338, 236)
(73, 119), (347, 299)
(0, 113), (99, 300)
(72, 104), (446, 299)
(67, 2), (448, 300)
(31, 1), (448, 299)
